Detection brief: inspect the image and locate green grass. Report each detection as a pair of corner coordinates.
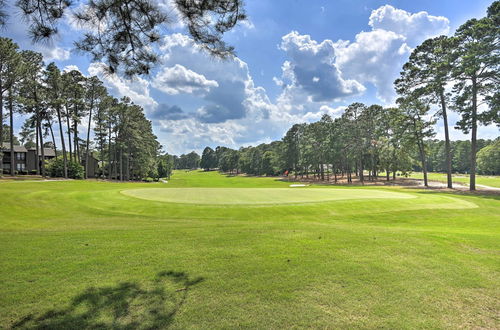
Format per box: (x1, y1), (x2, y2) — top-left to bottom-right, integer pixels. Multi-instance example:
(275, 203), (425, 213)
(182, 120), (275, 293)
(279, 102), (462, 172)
(1, 170), (499, 328)
(407, 171), (500, 188)
(122, 187), (416, 205)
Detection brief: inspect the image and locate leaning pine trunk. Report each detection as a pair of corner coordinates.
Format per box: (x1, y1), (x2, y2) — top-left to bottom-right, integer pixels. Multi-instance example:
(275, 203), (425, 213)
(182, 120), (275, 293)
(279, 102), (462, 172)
(440, 90), (453, 189)
(66, 106), (73, 163)
(48, 119), (57, 155)
(56, 105), (68, 178)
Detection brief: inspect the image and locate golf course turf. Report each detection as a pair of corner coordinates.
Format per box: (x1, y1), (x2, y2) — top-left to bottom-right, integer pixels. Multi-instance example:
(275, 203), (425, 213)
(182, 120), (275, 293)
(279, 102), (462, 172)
(1, 170), (499, 328)
(121, 187), (416, 205)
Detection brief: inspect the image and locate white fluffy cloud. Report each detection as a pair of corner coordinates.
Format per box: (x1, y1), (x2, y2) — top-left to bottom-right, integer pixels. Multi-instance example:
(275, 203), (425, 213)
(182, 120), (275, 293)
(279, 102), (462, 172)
(88, 63), (158, 111)
(277, 31), (365, 102)
(334, 5), (450, 102)
(275, 6), (451, 104)
(369, 5), (450, 46)
(152, 64), (218, 95)
(334, 29), (411, 102)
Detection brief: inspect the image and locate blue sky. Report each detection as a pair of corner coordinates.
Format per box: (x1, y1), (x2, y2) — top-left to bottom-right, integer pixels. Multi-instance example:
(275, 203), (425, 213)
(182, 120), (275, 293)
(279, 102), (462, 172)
(2, 0), (498, 154)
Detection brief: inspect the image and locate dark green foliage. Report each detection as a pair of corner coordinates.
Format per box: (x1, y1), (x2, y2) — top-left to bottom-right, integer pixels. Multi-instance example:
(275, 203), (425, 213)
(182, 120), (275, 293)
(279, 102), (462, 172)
(174, 151), (200, 170)
(476, 139), (500, 175)
(157, 154), (174, 179)
(200, 147), (217, 171)
(47, 158), (84, 179)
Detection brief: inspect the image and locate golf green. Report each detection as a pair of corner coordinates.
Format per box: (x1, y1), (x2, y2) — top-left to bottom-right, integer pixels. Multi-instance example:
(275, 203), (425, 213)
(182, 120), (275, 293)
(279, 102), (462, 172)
(122, 187), (415, 205)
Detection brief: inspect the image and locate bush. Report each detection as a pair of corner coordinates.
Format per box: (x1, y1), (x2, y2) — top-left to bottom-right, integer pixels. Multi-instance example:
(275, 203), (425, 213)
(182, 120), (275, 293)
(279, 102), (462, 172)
(46, 158), (84, 179)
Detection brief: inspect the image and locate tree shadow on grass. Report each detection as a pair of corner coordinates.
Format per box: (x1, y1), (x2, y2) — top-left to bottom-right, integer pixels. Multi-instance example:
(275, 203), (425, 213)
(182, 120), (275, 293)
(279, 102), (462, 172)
(12, 271), (204, 329)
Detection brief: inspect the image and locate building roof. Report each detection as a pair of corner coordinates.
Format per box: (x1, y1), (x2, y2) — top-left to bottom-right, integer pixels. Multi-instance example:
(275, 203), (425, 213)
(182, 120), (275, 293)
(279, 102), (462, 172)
(1, 142), (56, 157)
(27, 147), (56, 157)
(1, 142), (27, 153)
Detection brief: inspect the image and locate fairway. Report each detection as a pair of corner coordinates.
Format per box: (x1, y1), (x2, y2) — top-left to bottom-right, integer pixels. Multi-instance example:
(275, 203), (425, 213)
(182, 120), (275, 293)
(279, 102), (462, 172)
(121, 187), (415, 205)
(1, 170), (498, 329)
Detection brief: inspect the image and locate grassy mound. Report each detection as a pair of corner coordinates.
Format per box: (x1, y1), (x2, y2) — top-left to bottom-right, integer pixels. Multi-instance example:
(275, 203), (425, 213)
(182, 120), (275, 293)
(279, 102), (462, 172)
(121, 187), (415, 205)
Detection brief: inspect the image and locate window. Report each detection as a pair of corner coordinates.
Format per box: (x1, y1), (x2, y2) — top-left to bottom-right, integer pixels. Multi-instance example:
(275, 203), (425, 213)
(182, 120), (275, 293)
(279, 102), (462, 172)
(16, 163), (25, 171)
(16, 152), (26, 161)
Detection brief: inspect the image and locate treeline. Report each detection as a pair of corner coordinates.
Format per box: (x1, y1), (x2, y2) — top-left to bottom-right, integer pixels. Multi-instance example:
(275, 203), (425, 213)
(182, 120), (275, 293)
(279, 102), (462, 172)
(424, 139), (496, 174)
(174, 152), (201, 170)
(0, 38), (161, 180)
(200, 2), (499, 190)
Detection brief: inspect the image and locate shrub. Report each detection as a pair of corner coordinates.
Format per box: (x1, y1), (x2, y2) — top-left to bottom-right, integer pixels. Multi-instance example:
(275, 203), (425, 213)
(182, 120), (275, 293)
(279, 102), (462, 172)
(46, 158), (84, 179)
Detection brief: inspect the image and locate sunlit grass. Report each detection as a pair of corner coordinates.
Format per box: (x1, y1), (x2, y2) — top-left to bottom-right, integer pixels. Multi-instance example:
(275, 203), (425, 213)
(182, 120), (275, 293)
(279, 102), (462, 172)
(0, 170), (499, 328)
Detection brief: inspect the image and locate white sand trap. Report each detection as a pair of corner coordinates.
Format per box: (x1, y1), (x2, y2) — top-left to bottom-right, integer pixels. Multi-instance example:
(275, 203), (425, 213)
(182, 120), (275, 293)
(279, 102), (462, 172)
(290, 184), (307, 187)
(121, 188), (415, 205)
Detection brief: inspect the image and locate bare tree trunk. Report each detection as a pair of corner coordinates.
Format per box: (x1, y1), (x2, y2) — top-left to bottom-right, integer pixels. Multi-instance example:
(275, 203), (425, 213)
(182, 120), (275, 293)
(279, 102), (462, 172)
(85, 102), (93, 179)
(0, 88), (4, 176)
(119, 147), (123, 182)
(56, 106), (68, 178)
(440, 90), (452, 189)
(66, 106), (73, 163)
(74, 120), (80, 164)
(417, 139), (428, 187)
(35, 112), (40, 175)
(48, 120), (57, 153)
(108, 128), (112, 180)
(9, 88), (15, 176)
(469, 77), (477, 191)
(36, 107), (45, 177)
(359, 159), (364, 184)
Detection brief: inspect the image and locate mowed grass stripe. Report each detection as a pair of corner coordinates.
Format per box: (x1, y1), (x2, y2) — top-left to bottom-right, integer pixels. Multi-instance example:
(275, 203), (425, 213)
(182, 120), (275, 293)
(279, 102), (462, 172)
(121, 187), (415, 205)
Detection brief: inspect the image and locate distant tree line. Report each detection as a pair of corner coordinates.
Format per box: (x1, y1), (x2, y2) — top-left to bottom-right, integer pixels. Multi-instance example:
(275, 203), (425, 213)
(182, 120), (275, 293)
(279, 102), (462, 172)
(199, 2), (499, 190)
(0, 38), (162, 180)
(173, 152), (201, 170)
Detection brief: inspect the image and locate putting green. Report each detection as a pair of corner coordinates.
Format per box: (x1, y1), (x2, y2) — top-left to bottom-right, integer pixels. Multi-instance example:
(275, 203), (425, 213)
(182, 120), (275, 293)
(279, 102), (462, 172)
(121, 187), (416, 205)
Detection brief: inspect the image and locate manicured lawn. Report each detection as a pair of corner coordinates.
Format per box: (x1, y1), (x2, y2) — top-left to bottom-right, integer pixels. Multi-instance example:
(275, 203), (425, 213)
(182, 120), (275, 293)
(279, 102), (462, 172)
(1, 170), (499, 328)
(407, 172), (500, 188)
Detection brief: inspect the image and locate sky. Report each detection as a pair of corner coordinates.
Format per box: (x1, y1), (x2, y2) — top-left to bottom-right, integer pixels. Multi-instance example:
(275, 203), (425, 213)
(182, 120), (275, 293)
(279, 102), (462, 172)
(2, 0), (498, 155)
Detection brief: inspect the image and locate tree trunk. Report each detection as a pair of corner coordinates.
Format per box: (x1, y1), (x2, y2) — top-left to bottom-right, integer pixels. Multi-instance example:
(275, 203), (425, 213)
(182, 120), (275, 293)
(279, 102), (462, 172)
(440, 90), (452, 189)
(108, 127), (112, 180)
(119, 147), (123, 182)
(470, 77), (478, 191)
(386, 170), (390, 181)
(85, 102), (93, 180)
(56, 106), (68, 178)
(48, 120), (57, 154)
(0, 89), (4, 176)
(36, 108), (45, 177)
(9, 88), (15, 176)
(35, 112), (40, 175)
(359, 159), (364, 184)
(74, 120), (80, 164)
(417, 140), (428, 187)
(66, 106), (73, 163)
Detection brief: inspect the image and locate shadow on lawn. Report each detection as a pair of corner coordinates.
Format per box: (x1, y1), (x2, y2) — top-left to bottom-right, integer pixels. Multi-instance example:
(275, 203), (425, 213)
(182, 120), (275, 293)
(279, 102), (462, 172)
(12, 271), (204, 329)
